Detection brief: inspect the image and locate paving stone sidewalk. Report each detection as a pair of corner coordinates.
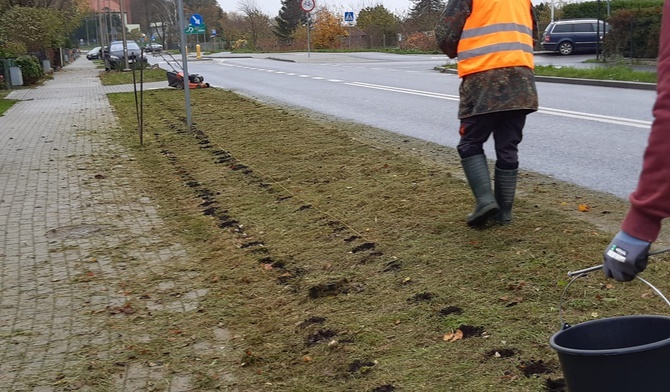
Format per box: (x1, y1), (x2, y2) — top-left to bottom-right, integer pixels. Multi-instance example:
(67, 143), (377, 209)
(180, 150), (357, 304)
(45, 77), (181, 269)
(0, 58), (233, 391)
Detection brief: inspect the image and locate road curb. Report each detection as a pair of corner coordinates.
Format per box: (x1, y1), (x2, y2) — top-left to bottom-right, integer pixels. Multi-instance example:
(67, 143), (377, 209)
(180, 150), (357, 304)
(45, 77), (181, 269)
(435, 67), (656, 91)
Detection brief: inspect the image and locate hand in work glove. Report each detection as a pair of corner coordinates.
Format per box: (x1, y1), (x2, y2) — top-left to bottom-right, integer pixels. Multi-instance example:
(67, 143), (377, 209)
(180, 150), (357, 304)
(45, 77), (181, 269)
(603, 231), (651, 282)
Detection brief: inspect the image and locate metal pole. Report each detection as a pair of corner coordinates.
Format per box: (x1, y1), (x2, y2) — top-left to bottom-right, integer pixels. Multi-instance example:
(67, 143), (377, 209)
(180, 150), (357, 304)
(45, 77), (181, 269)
(176, 0), (193, 130)
(596, 0), (601, 60)
(95, 15), (100, 45)
(98, 0), (105, 47)
(118, 0), (130, 70)
(107, 0), (113, 42)
(551, 0), (555, 22)
(307, 13), (311, 58)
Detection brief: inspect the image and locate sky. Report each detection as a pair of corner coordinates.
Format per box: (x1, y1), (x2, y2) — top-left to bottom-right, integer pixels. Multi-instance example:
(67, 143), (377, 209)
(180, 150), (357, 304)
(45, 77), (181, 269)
(216, 0), (565, 20)
(216, 0), (414, 18)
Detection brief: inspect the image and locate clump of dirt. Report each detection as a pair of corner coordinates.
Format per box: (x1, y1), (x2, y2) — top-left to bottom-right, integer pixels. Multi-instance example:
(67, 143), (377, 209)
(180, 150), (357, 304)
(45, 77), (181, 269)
(308, 279), (352, 298)
(544, 377), (567, 392)
(439, 306), (463, 316)
(371, 385), (396, 392)
(305, 329), (337, 346)
(459, 325), (486, 338)
(348, 359), (376, 374)
(408, 292), (437, 303)
(519, 359), (556, 377)
(486, 348), (517, 358)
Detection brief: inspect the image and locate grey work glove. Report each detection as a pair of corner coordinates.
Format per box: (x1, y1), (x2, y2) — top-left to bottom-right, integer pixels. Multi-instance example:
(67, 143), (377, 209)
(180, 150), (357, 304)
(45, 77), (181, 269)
(603, 231), (651, 282)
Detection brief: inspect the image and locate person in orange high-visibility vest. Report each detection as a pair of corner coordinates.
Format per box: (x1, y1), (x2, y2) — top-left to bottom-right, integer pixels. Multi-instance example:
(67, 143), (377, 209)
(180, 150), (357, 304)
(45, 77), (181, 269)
(435, 0), (538, 227)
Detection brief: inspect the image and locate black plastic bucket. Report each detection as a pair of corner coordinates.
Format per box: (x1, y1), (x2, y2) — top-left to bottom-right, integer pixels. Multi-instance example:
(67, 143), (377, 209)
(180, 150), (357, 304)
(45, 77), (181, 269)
(550, 315), (670, 391)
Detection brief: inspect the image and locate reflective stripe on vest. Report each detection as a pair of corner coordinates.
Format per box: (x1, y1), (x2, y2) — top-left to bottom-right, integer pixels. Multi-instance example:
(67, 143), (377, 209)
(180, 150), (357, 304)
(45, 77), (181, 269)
(457, 0), (534, 77)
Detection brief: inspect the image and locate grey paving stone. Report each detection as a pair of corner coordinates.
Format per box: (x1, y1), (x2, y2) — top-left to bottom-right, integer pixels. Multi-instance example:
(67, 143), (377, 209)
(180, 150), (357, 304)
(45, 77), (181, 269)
(0, 58), (218, 391)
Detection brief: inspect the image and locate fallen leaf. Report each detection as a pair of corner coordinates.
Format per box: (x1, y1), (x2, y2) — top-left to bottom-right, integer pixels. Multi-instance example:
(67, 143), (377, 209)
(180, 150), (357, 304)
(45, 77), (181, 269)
(443, 329), (463, 342)
(578, 204), (590, 212)
(302, 355), (312, 362)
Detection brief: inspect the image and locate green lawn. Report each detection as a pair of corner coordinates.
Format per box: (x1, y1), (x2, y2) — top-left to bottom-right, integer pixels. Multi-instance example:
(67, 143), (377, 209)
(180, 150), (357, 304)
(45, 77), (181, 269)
(534, 64), (657, 83)
(98, 67), (168, 85)
(0, 90), (17, 116)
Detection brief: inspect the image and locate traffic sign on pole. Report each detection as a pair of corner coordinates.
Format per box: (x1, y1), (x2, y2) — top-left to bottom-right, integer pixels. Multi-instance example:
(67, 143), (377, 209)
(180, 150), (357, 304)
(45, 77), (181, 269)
(300, 0), (315, 13)
(185, 25), (206, 34)
(344, 12), (355, 22)
(190, 14), (203, 26)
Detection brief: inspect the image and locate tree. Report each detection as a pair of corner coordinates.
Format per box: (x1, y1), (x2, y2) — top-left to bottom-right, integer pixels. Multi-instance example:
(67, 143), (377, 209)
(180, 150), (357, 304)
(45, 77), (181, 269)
(312, 6), (347, 49)
(220, 11), (248, 47)
(0, 6), (67, 51)
(129, 0), (176, 46)
(274, 0), (307, 45)
(406, 0), (444, 32)
(238, 0), (272, 49)
(356, 4), (399, 47)
(185, 0), (225, 38)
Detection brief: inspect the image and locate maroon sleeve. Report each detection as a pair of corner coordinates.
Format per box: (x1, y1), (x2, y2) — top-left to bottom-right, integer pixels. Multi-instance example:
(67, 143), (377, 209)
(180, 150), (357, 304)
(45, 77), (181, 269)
(621, 1), (670, 242)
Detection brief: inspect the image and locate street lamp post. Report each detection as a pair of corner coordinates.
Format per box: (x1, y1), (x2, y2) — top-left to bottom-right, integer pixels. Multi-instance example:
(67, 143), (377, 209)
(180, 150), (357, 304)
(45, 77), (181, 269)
(118, 0), (130, 70)
(107, 0), (113, 42)
(176, 0), (193, 129)
(85, 18), (90, 45)
(97, 0), (106, 47)
(596, 0), (601, 60)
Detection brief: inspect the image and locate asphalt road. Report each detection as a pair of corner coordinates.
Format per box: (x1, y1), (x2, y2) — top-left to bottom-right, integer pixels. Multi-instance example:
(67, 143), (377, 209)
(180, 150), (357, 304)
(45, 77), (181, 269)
(149, 52), (656, 199)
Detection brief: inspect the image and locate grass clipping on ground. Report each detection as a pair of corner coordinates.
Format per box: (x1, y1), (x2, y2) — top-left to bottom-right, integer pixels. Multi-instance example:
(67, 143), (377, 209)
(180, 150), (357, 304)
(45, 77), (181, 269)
(104, 87), (670, 392)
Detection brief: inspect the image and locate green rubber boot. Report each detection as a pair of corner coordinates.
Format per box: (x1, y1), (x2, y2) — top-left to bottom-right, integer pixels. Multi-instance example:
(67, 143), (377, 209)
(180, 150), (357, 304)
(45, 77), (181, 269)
(461, 155), (499, 227)
(493, 166), (518, 225)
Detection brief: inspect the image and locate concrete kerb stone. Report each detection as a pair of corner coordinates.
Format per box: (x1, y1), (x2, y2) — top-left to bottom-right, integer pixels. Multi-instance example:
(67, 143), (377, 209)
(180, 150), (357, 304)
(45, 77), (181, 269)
(435, 66), (656, 91)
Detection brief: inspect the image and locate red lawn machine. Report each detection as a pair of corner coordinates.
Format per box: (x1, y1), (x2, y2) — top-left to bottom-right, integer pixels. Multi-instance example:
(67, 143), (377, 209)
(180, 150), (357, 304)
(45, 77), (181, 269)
(159, 51), (210, 90)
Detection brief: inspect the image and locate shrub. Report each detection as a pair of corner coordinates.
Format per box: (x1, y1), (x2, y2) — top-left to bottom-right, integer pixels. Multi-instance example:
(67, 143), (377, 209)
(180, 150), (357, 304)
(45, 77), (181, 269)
(403, 32), (437, 52)
(606, 7), (662, 58)
(16, 55), (44, 85)
(232, 39), (248, 50)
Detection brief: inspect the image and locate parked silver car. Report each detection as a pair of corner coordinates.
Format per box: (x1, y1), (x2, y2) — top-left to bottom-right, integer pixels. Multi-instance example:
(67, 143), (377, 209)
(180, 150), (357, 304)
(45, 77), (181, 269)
(145, 43), (163, 53)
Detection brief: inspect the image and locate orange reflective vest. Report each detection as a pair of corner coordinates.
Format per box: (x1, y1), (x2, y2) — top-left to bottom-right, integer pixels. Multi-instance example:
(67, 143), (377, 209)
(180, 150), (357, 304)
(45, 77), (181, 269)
(457, 0), (534, 77)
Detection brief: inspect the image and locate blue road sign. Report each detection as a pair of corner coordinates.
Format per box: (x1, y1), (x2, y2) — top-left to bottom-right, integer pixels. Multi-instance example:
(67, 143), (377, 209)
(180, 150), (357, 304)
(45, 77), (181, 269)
(344, 12), (354, 22)
(190, 14), (203, 26)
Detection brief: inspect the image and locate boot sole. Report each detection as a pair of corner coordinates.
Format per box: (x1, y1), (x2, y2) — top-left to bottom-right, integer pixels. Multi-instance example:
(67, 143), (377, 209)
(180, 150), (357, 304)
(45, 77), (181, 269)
(467, 204), (499, 227)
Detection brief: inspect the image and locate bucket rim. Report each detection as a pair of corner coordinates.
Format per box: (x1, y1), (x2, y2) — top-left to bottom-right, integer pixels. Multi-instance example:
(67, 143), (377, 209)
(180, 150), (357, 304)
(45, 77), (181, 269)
(550, 315), (670, 356)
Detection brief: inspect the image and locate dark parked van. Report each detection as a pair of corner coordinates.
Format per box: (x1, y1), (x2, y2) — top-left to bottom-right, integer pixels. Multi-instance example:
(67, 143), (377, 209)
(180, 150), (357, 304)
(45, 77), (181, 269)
(541, 19), (610, 55)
